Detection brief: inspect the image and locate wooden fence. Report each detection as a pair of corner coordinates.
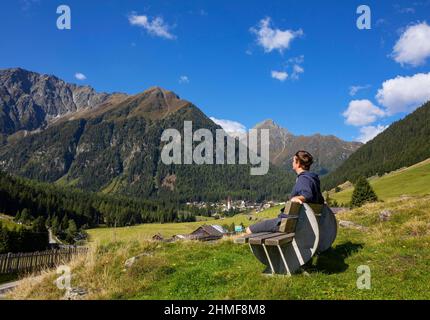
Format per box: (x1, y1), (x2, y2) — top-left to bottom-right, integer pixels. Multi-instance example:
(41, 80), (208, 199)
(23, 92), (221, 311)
(0, 247), (88, 274)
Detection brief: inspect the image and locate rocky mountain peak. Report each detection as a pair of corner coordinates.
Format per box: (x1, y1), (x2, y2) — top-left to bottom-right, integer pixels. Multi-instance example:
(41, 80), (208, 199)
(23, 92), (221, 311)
(250, 118), (362, 175)
(0, 68), (121, 136)
(253, 119), (290, 135)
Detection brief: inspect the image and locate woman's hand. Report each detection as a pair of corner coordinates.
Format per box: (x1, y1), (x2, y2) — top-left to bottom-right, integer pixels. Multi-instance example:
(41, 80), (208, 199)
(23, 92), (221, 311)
(290, 196), (305, 204)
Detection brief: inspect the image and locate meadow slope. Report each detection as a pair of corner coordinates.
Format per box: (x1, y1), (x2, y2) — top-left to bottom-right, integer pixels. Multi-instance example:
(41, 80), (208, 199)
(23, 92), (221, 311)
(331, 158), (430, 205)
(8, 195), (430, 300)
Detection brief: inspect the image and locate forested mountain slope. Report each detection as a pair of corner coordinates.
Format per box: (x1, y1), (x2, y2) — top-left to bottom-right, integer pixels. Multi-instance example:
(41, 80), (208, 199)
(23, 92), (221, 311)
(323, 101), (430, 190)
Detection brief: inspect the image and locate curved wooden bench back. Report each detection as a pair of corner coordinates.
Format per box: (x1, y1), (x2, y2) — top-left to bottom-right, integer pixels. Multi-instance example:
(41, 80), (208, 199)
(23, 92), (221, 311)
(235, 202), (337, 275)
(315, 205), (337, 253)
(248, 203), (320, 275)
(280, 202), (337, 253)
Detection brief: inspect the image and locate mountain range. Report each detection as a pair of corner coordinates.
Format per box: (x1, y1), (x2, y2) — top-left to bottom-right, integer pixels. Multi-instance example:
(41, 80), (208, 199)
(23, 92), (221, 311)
(0, 68), (361, 201)
(253, 119), (361, 175)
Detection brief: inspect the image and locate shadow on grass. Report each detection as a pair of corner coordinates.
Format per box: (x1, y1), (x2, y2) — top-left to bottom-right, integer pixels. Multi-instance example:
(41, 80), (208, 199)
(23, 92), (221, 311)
(304, 242), (364, 274)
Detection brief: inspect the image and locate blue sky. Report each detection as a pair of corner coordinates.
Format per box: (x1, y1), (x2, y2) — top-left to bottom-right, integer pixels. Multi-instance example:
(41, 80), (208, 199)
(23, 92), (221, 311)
(1, 0), (430, 142)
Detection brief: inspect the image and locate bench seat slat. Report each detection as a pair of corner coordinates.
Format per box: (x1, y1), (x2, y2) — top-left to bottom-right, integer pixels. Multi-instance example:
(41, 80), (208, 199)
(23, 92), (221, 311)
(264, 233), (295, 246)
(249, 232), (286, 245)
(234, 232), (271, 244)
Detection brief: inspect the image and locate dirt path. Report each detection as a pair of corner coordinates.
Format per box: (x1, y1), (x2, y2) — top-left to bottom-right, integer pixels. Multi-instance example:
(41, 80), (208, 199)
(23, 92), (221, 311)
(0, 280), (21, 298)
(0, 275), (45, 299)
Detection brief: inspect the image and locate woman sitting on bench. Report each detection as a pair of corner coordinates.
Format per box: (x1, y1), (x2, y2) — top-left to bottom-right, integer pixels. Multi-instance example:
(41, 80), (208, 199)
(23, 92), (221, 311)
(246, 150), (324, 234)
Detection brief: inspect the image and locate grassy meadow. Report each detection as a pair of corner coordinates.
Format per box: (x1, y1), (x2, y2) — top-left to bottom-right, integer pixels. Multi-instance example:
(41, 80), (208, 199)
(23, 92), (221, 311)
(8, 195), (430, 300)
(0, 213), (22, 231)
(331, 158), (430, 205)
(87, 206), (283, 244)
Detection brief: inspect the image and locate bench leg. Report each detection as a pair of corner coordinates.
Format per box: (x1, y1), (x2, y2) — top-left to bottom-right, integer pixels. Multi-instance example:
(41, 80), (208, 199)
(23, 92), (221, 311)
(291, 238), (305, 265)
(277, 245), (291, 276)
(262, 244), (275, 274)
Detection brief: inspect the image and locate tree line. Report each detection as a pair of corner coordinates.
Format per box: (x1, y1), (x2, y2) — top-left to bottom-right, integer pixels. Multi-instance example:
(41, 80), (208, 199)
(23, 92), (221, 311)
(0, 216), (49, 254)
(0, 170), (196, 241)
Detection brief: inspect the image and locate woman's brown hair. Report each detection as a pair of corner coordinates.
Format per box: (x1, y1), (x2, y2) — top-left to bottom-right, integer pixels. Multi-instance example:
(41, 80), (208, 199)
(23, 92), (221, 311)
(295, 150), (314, 170)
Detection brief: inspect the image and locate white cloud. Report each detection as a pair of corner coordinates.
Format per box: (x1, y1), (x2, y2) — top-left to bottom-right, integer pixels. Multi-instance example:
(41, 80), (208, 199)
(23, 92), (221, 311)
(250, 17), (303, 53)
(74, 73), (87, 81)
(376, 72), (430, 114)
(392, 22), (430, 66)
(179, 75), (189, 84)
(291, 65), (304, 80)
(357, 125), (388, 143)
(210, 117), (247, 138)
(288, 55), (304, 64)
(343, 100), (386, 126)
(271, 70), (288, 82)
(284, 55), (305, 80)
(129, 13), (176, 40)
(349, 84), (371, 96)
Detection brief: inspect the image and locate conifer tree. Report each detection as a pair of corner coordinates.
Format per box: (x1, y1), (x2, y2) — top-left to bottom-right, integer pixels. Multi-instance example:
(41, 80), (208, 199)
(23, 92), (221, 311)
(351, 176), (378, 208)
(61, 215), (69, 231)
(20, 208), (31, 224)
(66, 220), (78, 243)
(51, 216), (60, 234)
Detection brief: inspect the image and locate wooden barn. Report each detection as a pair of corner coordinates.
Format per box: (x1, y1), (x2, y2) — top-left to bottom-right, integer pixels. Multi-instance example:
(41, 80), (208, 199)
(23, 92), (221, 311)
(188, 224), (226, 241)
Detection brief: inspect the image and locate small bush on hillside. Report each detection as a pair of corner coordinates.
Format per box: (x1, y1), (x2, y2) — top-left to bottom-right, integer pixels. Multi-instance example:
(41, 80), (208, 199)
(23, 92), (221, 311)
(351, 176), (378, 208)
(325, 192), (339, 207)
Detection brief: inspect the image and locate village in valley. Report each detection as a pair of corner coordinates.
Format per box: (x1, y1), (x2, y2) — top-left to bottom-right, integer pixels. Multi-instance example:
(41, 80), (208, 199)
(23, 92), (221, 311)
(153, 198), (286, 242)
(186, 197), (283, 215)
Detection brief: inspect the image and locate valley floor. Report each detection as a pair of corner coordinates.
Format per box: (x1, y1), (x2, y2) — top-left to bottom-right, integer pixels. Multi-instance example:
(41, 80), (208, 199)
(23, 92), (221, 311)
(6, 195), (430, 300)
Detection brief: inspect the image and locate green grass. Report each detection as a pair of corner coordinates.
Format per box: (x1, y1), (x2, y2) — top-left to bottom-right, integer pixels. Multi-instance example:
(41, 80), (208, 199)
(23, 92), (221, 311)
(0, 214), (23, 231)
(54, 175), (80, 187)
(10, 196), (430, 300)
(101, 177), (125, 194)
(331, 158), (430, 205)
(87, 206), (282, 244)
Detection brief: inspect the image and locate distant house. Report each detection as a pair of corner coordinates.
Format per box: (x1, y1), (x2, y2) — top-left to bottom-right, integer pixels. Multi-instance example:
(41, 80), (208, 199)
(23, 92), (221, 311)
(211, 225), (228, 234)
(188, 224), (226, 241)
(152, 233), (164, 241)
(173, 234), (189, 241)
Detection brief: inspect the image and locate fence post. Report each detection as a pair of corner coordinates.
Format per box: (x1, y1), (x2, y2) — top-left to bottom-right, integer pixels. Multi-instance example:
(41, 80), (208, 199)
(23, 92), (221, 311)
(0, 255), (5, 274)
(6, 252), (12, 273)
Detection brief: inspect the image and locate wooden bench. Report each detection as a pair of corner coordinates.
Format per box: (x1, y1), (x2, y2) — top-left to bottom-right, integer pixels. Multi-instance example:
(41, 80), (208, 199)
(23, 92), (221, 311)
(235, 202), (337, 275)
